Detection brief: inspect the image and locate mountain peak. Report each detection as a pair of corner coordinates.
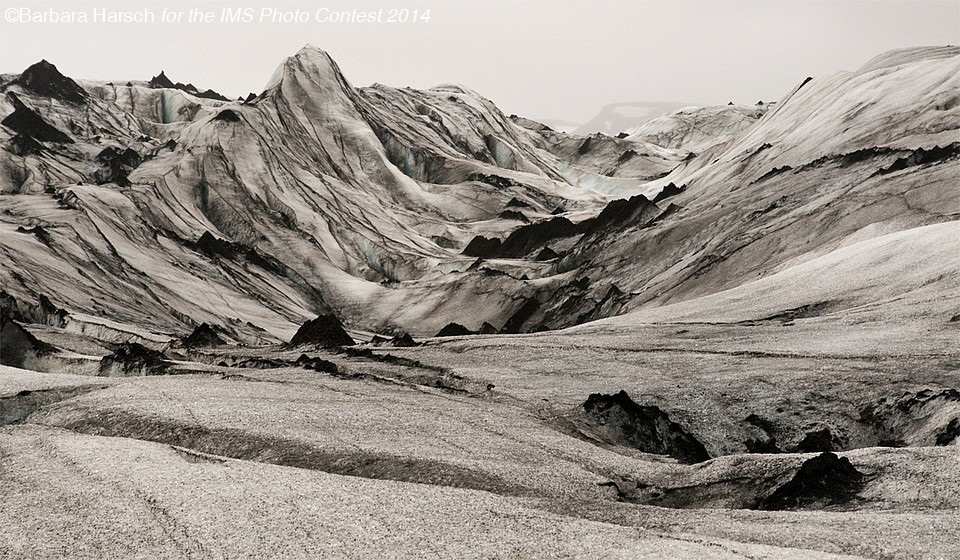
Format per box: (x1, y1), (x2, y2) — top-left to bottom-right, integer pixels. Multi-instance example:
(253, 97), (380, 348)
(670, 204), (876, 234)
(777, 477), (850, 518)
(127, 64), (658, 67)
(264, 45), (352, 95)
(14, 59), (87, 103)
(148, 70), (176, 89)
(291, 44), (342, 75)
(296, 43), (329, 57)
(146, 70), (230, 101)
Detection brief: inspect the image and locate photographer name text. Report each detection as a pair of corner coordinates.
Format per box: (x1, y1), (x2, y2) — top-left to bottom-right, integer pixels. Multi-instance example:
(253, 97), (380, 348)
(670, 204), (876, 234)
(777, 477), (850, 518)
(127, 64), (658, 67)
(5, 7), (432, 25)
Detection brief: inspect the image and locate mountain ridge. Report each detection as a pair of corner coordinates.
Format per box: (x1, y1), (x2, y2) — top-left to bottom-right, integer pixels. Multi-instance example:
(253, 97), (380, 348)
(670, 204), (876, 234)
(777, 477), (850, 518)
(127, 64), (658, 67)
(1, 45), (957, 344)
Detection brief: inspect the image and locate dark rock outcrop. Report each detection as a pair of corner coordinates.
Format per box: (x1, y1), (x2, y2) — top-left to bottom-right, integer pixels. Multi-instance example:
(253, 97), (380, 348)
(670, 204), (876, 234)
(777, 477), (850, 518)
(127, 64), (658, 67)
(936, 418), (960, 445)
(652, 182), (685, 203)
(755, 165), (793, 182)
(148, 71), (176, 89)
(758, 452), (865, 510)
(575, 194), (660, 237)
(477, 322), (498, 335)
(181, 323), (226, 348)
(190, 231), (240, 259)
(468, 173), (520, 189)
(15, 225), (51, 244)
(0, 317), (56, 369)
(616, 149), (636, 164)
(389, 333), (419, 347)
(229, 357), (287, 369)
(498, 210), (529, 223)
(802, 146), (898, 170)
(462, 236), (501, 258)
(758, 301), (833, 323)
(795, 428), (838, 453)
(212, 109), (241, 123)
(496, 217), (576, 258)
(148, 71), (230, 101)
(94, 146), (142, 186)
(97, 146), (142, 168)
(579, 390), (710, 464)
(8, 132), (45, 155)
(187, 232), (286, 276)
(535, 247), (559, 261)
(506, 277), (630, 334)
(289, 315), (354, 347)
(505, 197), (533, 210)
(577, 137), (593, 155)
(295, 354), (339, 373)
(435, 323), (473, 337)
(500, 298), (540, 334)
(99, 343), (170, 376)
(877, 142), (960, 175)
(2, 93), (73, 143)
(12, 60), (87, 103)
(196, 89), (230, 102)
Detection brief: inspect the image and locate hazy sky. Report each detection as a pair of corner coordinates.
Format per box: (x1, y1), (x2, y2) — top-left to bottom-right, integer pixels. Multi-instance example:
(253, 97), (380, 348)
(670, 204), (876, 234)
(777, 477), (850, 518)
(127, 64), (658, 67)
(1, 0), (957, 123)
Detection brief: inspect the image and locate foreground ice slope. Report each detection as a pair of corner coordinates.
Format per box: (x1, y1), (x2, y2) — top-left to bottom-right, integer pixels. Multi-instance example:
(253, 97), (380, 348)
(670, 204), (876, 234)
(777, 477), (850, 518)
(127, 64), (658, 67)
(3, 424), (873, 560)
(2, 309), (958, 559)
(2, 46), (957, 341)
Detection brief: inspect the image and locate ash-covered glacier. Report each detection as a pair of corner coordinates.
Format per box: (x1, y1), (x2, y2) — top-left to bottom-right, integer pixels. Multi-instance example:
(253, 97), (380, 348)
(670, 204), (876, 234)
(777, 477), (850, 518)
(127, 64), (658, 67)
(1, 45), (958, 559)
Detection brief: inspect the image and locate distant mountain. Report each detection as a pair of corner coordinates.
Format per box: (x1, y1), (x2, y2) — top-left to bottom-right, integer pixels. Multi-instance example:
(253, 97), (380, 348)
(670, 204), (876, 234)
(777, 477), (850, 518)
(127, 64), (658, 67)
(573, 101), (691, 135)
(625, 103), (771, 154)
(534, 118), (582, 134)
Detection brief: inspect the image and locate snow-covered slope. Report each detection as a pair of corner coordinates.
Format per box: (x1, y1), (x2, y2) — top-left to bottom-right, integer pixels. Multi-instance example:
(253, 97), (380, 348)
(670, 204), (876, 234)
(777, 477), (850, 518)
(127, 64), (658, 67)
(594, 221), (960, 326)
(487, 46), (960, 332)
(626, 103), (769, 154)
(0, 47), (612, 340)
(1, 45), (957, 344)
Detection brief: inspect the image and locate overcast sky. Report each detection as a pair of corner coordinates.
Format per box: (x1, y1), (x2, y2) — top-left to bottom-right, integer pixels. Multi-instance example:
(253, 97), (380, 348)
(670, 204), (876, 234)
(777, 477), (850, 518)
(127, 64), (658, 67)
(1, 0), (957, 123)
